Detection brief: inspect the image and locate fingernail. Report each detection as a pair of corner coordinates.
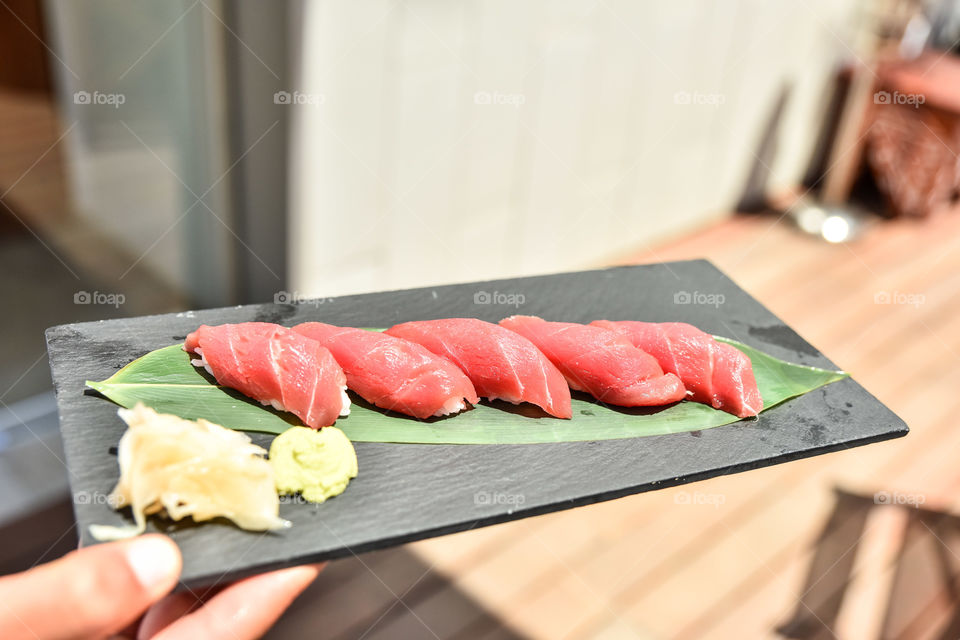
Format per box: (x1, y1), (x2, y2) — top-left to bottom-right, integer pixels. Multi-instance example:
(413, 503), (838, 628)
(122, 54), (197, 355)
(271, 565), (321, 589)
(125, 535), (181, 595)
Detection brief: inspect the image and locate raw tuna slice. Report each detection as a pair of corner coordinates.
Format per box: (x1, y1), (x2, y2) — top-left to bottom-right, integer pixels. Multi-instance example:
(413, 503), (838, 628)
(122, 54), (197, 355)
(184, 322), (349, 428)
(712, 341), (763, 418)
(499, 316), (686, 407)
(591, 320), (763, 418)
(591, 321), (714, 404)
(293, 323), (479, 419)
(385, 318), (572, 419)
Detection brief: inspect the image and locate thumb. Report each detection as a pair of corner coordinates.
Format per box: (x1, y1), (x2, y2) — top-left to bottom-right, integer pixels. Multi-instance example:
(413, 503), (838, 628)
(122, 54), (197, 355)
(0, 534), (181, 640)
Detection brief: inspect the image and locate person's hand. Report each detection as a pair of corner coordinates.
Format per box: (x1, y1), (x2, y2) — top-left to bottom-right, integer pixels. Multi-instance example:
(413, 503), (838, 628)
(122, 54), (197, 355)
(0, 534), (320, 639)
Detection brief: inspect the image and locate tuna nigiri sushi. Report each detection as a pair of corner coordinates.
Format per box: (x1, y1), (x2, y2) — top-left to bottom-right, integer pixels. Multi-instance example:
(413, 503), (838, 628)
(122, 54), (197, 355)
(499, 316), (686, 407)
(385, 318), (572, 419)
(293, 323), (479, 419)
(591, 320), (763, 418)
(184, 322), (350, 428)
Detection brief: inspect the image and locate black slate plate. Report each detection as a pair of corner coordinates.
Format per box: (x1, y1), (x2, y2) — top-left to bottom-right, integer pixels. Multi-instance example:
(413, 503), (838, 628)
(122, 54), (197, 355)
(45, 261), (907, 589)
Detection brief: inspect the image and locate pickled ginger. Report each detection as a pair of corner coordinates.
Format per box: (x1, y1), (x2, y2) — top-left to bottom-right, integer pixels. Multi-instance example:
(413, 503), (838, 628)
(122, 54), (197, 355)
(89, 404), (289, 541)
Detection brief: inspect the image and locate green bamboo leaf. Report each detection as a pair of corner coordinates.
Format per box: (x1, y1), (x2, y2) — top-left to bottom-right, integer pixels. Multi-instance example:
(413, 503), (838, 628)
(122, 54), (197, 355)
(86, 338), (847, 444)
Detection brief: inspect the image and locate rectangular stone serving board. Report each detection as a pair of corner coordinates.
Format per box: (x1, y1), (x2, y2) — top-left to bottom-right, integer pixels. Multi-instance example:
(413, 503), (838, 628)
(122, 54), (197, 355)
(45, 261), (908, 590)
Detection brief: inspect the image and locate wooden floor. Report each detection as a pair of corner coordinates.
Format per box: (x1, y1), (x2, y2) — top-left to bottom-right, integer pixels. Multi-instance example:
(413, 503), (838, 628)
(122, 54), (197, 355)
(394, 209), (960, 639)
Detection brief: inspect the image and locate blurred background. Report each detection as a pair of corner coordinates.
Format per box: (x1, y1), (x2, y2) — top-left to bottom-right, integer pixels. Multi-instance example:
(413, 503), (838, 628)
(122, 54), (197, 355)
(2, 0), (959, 638)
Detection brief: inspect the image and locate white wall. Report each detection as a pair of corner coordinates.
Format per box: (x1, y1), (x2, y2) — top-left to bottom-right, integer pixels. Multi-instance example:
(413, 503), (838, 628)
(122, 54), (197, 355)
(290, 0), (862, 298)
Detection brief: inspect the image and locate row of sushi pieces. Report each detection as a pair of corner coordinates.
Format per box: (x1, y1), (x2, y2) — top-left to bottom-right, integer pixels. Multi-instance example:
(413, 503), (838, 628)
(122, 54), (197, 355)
(185, 316), (763, 425)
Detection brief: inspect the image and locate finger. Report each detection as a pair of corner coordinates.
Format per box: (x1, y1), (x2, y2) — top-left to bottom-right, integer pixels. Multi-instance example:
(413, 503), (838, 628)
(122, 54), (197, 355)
(146, 565), (321, 640)
(0, 534), (181, 640)
(138, 578), (238, 639)
(137, 592), (199, 639)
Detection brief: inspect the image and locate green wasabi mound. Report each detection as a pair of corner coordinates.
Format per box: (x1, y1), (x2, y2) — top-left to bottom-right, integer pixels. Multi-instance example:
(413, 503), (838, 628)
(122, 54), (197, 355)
(269, 426), (358, 503)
